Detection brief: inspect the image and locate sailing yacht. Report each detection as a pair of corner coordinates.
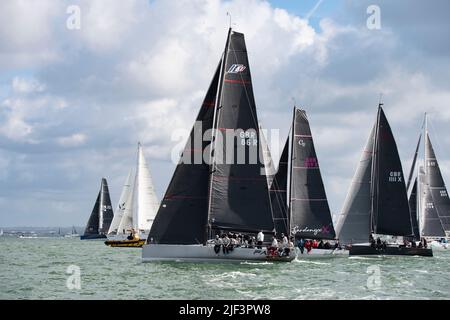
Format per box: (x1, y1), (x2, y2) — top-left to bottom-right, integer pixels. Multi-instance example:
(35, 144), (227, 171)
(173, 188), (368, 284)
(80, 178), (114, 240)
(142, 28), (294, 262)
(335, 105), (432, 257)
(105, 143), (159, 247)
(64, 226), (79, 238)
(407, 114), (450, 250)
(270, 107), (340, 257)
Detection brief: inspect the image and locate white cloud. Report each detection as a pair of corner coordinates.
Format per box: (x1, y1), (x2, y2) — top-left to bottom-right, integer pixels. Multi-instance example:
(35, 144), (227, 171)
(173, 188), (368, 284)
(57, 133), (87, 147)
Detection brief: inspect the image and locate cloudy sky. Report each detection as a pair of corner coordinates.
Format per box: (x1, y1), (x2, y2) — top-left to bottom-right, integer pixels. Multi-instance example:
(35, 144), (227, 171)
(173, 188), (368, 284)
(1, 0), (450, 227)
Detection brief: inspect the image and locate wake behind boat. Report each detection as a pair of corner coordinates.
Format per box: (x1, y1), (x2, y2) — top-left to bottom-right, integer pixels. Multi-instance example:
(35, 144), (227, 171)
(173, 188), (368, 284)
(142, 28), (295, 263)
(335, 105), (433, 257)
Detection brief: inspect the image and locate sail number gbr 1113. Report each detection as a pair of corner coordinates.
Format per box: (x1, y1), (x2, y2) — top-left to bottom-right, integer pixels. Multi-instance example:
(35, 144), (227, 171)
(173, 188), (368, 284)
(178, 304), (271, 318)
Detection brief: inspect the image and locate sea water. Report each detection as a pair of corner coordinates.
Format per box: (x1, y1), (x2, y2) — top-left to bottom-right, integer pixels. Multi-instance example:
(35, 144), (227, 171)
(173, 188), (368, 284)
(1, 237), (449, 300)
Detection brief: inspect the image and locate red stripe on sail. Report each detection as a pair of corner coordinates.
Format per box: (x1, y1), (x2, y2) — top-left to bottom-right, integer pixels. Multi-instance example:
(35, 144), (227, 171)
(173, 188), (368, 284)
(224, 79), (251, 85)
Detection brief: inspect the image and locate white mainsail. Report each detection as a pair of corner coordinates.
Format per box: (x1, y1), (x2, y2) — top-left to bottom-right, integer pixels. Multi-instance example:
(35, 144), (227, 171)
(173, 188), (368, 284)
(108, 171), (133, 235)
(134, 143), (159, 232)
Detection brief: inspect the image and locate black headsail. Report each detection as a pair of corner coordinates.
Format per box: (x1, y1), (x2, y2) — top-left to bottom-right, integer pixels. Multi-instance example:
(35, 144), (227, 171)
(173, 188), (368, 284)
(419, 166), (446, 237)
(270, 137), (289, 236)
(208, 30), (274, 234)
(84, 178), (113, 236)
(425, 133), (450, 233)
(148, 61), (221, 245)
(289, 108), (335, 240)
(371, 106), (412, 236)
(408, 178), (420, 241)
(336, 125), (375, 245)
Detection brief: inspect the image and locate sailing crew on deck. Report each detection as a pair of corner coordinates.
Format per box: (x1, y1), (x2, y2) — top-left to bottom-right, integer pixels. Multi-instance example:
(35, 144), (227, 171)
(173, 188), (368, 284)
(281, 233), (288, 248)
(297, 238), (305, 254)
(257, 231), (264, 249)
(222, 234), (230, 254)
(214, 235), (222, 254)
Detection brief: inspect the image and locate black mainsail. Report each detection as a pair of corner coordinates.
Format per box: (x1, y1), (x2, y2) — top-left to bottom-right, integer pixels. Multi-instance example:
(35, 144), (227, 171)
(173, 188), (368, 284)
(289, 108), (335, 239)
(269, 108), (335, 240)
(337, 106), (413, 244)
(425, 133), (450, 233)
(371, 107), (412, 236)
(149, 29), (274, 244)
(82, 178), (114, 239)
(208, 30), (273, 234)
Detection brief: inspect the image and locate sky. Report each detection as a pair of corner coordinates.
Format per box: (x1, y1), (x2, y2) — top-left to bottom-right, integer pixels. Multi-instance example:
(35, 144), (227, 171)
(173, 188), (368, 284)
(1, 0), (450, 227)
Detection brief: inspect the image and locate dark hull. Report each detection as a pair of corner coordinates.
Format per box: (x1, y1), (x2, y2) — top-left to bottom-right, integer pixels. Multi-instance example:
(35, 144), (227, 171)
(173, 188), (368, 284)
(349, 245), (433, 257)
(80, 234), (107, 240)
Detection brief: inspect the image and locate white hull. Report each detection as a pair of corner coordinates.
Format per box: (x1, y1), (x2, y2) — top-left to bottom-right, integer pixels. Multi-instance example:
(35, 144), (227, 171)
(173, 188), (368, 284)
(142, 244), (295, 263)
(295, 248), (349, 257)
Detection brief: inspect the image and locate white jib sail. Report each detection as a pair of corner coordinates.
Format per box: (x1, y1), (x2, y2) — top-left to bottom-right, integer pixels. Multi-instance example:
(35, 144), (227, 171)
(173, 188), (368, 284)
(108, 171), (133, 235)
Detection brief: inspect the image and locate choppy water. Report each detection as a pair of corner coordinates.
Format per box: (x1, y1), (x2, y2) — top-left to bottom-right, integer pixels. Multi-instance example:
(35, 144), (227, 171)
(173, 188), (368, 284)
(1, 237), (449, 300)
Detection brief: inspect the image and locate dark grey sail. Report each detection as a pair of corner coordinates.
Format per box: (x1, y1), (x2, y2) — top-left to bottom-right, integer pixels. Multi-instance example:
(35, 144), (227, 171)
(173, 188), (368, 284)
(371, 107), (412, 236)
(421, 177), (446, 237)
(148, 61), (221, 245)
(208, 30), (274, 234)
(408, 178), (420, 241)
(425, 134), (450, 232)
(82, 178), (113, 239)
(336, 125), (375, 245)
(270, 138), (289, 236)
(289, 108), (335, 240)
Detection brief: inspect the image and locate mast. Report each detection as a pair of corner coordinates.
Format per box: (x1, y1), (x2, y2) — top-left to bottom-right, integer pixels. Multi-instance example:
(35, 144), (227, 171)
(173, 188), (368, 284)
(99, 178), (104, 233)
(205, 28), (232, 242)
(287, 107), (296, 236)
(369, 105), (381, 235)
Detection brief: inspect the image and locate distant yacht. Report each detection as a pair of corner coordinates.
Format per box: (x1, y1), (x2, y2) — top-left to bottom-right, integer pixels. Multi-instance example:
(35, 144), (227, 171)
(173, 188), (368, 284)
(0, 229), (3, 236)
(105, 143), (159, 247)
(407, 114), (450, 250)
(336, 104), (433, 257)
(81, 178), (114, 240)
(65, 226), (79, 238)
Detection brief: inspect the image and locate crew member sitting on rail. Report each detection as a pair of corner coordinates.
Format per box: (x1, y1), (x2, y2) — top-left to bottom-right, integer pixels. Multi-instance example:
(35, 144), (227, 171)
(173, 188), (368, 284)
(214, 235), (222, 254)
